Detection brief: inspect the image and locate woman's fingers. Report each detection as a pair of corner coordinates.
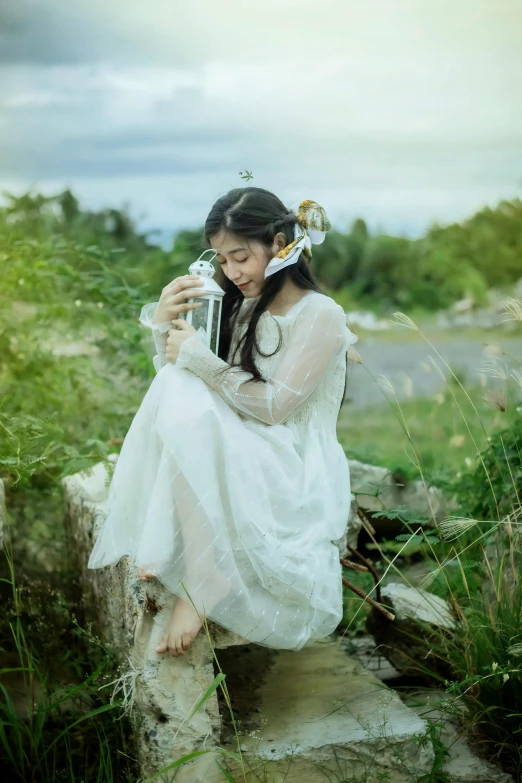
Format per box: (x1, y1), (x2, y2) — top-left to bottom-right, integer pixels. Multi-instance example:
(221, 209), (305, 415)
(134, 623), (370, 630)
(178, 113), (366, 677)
(176, 301), (203, 312)
(168, 294), (204, 320)
(166, 301), (203, 325)
(165, 275), (203, 294)
(164, 274), (195, 291)
(171, 287), (205, 305)
(156, 276), (204, 323)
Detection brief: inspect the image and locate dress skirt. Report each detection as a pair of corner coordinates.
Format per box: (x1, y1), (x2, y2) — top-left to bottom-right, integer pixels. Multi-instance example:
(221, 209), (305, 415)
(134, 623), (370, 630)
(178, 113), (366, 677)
(88, 362), (352, 650)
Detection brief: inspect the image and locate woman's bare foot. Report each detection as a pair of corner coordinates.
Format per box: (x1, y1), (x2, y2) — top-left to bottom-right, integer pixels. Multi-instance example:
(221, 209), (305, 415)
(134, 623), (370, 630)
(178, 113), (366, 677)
(138, 567), (156, 581)
(156, 569), (231, 656)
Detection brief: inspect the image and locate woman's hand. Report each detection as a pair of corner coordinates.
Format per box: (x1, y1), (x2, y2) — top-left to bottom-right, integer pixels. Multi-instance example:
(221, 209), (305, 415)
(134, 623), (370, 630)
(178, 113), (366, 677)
(165, 319), (197, 364)
(152, 274), (206, 324)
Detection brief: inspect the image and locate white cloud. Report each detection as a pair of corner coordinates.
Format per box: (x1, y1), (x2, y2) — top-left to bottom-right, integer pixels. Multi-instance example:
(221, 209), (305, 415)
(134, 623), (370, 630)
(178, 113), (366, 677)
(1, 0), (521, 236)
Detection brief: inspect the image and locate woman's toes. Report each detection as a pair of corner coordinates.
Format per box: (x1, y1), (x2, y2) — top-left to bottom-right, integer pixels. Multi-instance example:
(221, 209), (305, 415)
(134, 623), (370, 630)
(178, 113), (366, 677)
(138, 567), (156, 581)
(155, 637), (168, 654)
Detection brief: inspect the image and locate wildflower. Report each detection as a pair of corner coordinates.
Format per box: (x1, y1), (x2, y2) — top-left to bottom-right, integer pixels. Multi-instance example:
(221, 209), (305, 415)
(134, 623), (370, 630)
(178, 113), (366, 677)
(478, 358), (509, 381)
(464, 457), (473, 467)
(483, 389), (506, 412)
(492, 662), (498, 672)
(389, 312), (419, 332)
(18, 278), (25, 285)
(98, 654), (142, 717)
(377, 375), (396, 396)
(75, 299), (82, 307)
(97, 301), (104, 309)
(427, 354), (446, 381)
(419, 568), (440, 589)
(438, 516), (480, 540)
(499, 297), (522, 323)
(503, 673), (510, 683)
(347, 345), (362, 364)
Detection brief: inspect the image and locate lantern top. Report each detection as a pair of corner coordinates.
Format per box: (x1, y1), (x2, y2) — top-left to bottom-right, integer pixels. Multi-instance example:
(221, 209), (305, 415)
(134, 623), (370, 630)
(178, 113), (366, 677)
(188, 250), (224, 298)
(189, 249), (218, 279)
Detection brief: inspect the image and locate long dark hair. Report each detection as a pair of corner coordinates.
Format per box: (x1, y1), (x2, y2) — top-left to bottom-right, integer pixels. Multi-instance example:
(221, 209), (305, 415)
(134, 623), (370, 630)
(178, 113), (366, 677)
(204, 187), (323, 381)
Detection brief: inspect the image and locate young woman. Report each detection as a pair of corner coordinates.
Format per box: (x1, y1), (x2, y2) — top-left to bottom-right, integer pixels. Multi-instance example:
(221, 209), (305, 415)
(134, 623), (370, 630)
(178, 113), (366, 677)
(88, 187), (358, 657)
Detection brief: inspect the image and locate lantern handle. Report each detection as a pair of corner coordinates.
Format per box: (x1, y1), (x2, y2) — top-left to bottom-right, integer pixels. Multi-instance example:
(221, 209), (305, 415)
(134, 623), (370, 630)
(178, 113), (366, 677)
(196, 249), (218, 263)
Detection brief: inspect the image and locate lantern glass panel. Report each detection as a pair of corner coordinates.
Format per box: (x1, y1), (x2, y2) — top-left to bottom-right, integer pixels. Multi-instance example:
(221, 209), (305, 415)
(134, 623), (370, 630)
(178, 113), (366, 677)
(210, 299), (220, 354)
(189, 297), (210, 333)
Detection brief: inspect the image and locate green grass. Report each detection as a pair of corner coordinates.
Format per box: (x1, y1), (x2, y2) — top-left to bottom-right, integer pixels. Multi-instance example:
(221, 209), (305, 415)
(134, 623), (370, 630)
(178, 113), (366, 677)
(337, 380), (518, 480)
(2, 194), (522, 781)
(336, 304), (522, 780)
(0, 544), (138, 782)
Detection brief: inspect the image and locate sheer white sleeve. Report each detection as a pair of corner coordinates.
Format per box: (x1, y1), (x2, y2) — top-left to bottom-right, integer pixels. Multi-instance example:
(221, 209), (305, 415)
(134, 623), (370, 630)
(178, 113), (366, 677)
(176, 299), (358, 425)
(139, 301), (173, 373)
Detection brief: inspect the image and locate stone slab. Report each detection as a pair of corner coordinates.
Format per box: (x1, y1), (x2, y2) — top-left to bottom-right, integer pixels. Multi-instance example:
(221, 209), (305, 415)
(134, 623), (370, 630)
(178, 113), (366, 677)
(214, 636), (434, 783)
(62, 459), (461, 783)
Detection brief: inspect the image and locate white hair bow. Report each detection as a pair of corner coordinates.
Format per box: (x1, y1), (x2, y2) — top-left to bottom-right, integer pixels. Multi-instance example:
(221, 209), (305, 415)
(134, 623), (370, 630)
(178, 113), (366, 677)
(264, 200), (330, 279)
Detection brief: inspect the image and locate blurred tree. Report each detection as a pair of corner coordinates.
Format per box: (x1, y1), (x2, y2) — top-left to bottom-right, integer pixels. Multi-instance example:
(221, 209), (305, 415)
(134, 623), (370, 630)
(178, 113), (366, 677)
(103, 207), (136, 242)
(58, 189), (80, 225)
(409, 238), (488, 310)
(424, 199), (522, 289)
(346, 218), (369, 280)
(171, 228), (207, 266)
(357, 234), (413, 307)
(311, 218), (370, 289)
(2, 188), (521, 314)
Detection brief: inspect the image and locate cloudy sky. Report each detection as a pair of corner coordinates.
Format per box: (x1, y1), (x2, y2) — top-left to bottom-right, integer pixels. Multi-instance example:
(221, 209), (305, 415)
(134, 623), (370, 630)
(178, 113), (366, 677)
(1, 0), (521, 242)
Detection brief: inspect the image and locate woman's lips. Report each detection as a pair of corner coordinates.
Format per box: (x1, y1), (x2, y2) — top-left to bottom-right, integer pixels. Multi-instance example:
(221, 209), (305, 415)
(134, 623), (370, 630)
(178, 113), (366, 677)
(238, 282), (250, 290)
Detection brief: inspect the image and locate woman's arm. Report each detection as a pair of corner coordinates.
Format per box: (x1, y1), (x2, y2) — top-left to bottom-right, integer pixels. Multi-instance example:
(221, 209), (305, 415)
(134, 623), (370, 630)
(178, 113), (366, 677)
(139, 275), (207, 371)
(175, 298), (358, 425)
(139, 302), (172, 372)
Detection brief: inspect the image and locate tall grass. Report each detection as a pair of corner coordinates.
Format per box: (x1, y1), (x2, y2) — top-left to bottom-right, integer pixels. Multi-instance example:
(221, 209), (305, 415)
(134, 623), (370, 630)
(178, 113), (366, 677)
(0, 539), (138, 782)
(433, 515), (522, 776)
(340, 299), (522, 779)
(3, 193), (522, 780)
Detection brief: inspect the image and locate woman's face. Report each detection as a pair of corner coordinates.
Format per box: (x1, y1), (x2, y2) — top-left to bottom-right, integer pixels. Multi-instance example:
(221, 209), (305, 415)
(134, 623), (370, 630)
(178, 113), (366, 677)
(209, 228), (285, 299)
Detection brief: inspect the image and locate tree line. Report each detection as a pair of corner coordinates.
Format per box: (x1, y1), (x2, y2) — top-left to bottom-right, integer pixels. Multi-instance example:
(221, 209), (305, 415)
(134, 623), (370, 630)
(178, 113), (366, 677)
(3, 189), (521, 313)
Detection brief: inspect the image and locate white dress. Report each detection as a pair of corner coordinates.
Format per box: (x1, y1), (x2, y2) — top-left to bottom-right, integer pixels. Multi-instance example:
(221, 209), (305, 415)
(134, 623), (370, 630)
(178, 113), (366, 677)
(88, 290), (359, 651)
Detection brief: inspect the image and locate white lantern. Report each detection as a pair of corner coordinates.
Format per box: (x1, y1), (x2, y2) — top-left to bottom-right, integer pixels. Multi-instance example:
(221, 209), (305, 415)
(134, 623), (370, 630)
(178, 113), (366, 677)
(184, 249), (224, 355)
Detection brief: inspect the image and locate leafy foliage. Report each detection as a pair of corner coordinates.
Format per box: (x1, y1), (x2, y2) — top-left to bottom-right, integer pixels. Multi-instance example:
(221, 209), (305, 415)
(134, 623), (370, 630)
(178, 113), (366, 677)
(451, 416), (522, 521)
(312, 198), (522, 311)
(2, 187), (522, 780)
(0, 553), (138, 782)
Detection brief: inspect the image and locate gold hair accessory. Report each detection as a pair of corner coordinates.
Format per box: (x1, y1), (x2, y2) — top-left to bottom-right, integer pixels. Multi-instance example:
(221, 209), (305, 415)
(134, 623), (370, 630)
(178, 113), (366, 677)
(264, 199), (331, 279)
